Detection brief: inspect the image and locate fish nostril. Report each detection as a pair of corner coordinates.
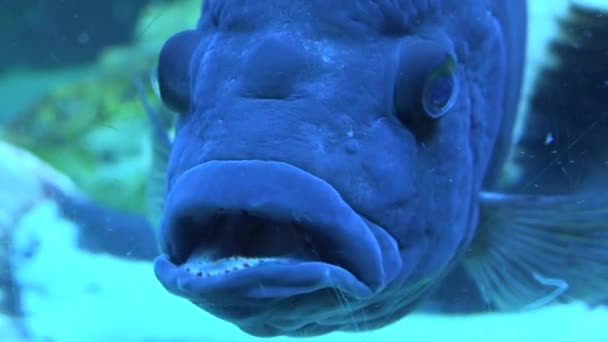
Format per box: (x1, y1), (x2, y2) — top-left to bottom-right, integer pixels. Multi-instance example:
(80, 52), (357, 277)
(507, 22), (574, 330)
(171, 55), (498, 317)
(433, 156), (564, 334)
(238, 36), (311, 100)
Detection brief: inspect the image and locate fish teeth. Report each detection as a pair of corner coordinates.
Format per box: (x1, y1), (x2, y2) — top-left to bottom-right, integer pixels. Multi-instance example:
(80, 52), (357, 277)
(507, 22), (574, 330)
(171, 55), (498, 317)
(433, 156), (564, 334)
(182, 256), (279, 278)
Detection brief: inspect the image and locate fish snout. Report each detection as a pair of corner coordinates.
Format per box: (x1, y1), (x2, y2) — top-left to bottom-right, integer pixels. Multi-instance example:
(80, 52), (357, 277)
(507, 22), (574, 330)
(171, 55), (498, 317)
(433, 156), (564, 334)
(154, 160), (402, 305)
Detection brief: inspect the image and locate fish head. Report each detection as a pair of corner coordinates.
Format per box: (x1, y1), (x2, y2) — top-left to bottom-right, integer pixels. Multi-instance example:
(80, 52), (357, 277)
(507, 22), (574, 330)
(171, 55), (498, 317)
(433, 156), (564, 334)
(153, 0), (521, 336)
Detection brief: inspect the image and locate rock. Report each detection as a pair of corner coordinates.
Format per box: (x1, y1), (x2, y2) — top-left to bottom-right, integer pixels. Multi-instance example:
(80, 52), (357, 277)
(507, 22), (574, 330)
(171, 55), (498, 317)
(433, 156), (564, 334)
(0, 140), (78, 229)
(0, 140), (79, 335)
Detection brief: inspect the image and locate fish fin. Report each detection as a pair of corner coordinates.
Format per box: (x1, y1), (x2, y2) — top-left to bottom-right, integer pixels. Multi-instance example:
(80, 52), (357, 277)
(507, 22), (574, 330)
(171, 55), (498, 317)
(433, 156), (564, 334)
(463, 190), (608, 310)
(507, 4), (608, 194)
(134, 77), (173, 228)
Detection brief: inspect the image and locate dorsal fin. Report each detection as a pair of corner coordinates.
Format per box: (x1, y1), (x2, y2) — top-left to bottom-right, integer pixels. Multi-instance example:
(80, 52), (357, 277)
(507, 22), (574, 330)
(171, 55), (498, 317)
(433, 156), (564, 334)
(509, 4), (608, 195)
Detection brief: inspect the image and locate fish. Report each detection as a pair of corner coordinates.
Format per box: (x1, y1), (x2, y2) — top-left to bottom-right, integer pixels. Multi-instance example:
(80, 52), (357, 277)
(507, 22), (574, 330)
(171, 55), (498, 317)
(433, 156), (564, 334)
(34, 0), (607, 337)
(149, 0), (608, 337)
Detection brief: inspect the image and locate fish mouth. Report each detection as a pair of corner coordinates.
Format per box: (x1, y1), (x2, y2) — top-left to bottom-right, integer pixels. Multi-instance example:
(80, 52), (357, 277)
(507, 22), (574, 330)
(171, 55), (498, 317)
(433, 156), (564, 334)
(154, 160), (401, 305)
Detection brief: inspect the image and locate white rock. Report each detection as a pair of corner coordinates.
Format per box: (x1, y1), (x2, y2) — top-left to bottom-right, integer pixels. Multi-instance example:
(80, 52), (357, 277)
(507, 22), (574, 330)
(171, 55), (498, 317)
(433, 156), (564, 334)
(0, 140), (79, 228)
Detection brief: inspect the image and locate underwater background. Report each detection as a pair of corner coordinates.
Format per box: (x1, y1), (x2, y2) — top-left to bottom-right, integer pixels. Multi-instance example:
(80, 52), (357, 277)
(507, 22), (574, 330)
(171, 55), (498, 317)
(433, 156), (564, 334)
(1, 0), (607, 341)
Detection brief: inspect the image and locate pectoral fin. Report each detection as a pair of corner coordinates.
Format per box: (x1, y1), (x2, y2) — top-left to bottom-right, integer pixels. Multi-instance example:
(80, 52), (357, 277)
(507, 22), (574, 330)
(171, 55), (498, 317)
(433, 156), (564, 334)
(463, 190), (608, 310)
(134, 77), (173, 228)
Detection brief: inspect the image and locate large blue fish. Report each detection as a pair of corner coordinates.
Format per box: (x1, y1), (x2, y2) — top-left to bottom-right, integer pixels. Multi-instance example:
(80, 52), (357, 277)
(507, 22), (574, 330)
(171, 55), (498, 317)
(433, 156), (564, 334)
(148, 0), (608, 337)
(45, 0), (608, 338)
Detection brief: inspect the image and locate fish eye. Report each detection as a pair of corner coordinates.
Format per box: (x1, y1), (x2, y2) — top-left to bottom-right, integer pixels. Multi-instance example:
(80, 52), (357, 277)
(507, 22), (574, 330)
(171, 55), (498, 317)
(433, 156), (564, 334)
(157, 29), (202, 114)
(422, 54), (458, 118)
(394, 39), (459, 126)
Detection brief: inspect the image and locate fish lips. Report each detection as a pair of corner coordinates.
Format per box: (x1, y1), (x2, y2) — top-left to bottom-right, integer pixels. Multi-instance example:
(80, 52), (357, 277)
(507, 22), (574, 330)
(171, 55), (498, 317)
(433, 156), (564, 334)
(154, 160), (402, 304)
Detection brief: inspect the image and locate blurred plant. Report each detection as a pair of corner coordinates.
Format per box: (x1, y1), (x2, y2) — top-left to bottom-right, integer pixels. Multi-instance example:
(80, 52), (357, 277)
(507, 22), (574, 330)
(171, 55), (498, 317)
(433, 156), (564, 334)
(2, 73), (152, 214)
(0, 0), (199, 214)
